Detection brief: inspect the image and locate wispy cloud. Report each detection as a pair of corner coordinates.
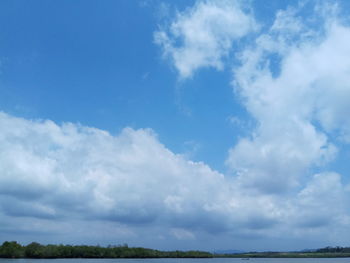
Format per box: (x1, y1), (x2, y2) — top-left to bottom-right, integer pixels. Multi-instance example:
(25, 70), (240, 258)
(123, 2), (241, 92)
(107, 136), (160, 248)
(154, 0), (257, 79)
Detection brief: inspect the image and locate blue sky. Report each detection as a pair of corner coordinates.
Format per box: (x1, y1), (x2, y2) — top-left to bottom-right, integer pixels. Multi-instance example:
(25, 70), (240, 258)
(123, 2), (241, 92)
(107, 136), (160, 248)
(0, 0), (244, 172)
(1, 0), (350, 251)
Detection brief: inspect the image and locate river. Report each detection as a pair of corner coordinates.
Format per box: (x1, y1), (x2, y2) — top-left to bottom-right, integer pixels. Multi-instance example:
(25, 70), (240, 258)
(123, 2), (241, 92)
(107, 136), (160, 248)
(1, 258), (350, 263)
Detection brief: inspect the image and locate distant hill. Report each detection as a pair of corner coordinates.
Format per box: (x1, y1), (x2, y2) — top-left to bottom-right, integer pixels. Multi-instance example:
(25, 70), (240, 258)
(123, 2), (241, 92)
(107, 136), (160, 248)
(213, 249), (246, 254)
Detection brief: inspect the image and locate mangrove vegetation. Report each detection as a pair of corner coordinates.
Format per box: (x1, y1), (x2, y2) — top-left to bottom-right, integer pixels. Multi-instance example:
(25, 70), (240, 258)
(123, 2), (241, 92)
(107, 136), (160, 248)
(1, 241), (350, 258)
(0, 241), (212, 258)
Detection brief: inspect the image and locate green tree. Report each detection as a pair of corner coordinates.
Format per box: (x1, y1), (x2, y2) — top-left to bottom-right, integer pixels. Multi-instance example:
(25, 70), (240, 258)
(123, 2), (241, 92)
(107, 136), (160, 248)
(0, 241), (23, 258)
(25, 242), (44, 258)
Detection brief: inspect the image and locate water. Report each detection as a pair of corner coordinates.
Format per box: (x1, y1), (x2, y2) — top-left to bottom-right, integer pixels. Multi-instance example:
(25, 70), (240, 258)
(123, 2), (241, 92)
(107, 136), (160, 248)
(1, 258), (350, 263)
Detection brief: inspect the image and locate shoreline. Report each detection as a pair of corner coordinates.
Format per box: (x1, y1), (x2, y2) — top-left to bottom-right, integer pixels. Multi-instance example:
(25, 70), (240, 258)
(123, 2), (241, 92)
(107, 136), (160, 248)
(2, 241), (350, 259)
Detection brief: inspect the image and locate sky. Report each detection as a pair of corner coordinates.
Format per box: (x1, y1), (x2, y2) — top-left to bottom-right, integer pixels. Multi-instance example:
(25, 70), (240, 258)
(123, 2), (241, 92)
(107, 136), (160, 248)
(1, 0), (350, 252)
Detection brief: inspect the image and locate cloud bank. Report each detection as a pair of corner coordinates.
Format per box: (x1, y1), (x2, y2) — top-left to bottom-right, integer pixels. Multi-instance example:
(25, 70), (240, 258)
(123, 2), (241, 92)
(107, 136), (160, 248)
(0, 112), (229, 224)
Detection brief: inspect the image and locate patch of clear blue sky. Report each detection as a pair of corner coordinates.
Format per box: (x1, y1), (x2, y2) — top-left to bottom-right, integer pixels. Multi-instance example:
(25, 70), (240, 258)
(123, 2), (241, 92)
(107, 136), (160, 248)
(1, 0), (348, 174)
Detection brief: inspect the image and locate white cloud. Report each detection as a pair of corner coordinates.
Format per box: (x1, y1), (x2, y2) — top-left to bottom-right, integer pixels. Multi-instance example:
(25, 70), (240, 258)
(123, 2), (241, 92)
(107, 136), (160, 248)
(228, 3), (350, 195)
(0, 112), (232, 232)
(227, 118), (336, 193)
(294, 172), (347, 228)
(0, 111), (350, 248)
(154, 0), (256, 79)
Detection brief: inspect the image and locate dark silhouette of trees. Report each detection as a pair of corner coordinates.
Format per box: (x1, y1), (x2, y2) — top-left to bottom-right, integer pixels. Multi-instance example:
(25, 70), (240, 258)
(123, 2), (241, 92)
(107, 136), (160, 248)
(0, 241), (24, 258)
(3, 241), (350, 259)
(316, 246), (350, 253)
(0, 241), (213, 258)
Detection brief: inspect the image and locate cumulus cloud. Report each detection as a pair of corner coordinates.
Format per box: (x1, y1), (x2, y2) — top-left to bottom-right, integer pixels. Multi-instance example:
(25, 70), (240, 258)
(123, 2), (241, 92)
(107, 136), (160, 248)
(227, 3), (350, 194)
(0, 109), (349, 248)
(154, 0), (256, 79)
(293, 172), (348, 228)
(0, 112), (231, 228)
(0, 112), (292, 245)
(0, 112), (259, 246)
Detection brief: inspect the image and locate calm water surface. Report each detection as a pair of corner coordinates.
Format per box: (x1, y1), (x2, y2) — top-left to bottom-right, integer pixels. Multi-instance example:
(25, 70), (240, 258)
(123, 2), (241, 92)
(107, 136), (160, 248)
(1, 258), (350, 263)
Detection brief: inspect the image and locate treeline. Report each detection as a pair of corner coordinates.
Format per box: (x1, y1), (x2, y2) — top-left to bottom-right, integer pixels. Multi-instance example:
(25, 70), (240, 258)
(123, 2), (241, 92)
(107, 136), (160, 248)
(0, 241), (213, 259)
(216, 252), (350, 258)
(316, 246), (350, 253)
(3, 241), (350, 259)
(215, 247), (350, 258)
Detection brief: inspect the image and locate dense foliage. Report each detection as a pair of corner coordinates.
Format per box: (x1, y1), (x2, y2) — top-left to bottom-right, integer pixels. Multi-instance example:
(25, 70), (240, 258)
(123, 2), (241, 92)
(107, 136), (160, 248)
(2, 241), (350, 258)
(0, 241), (213, 258)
